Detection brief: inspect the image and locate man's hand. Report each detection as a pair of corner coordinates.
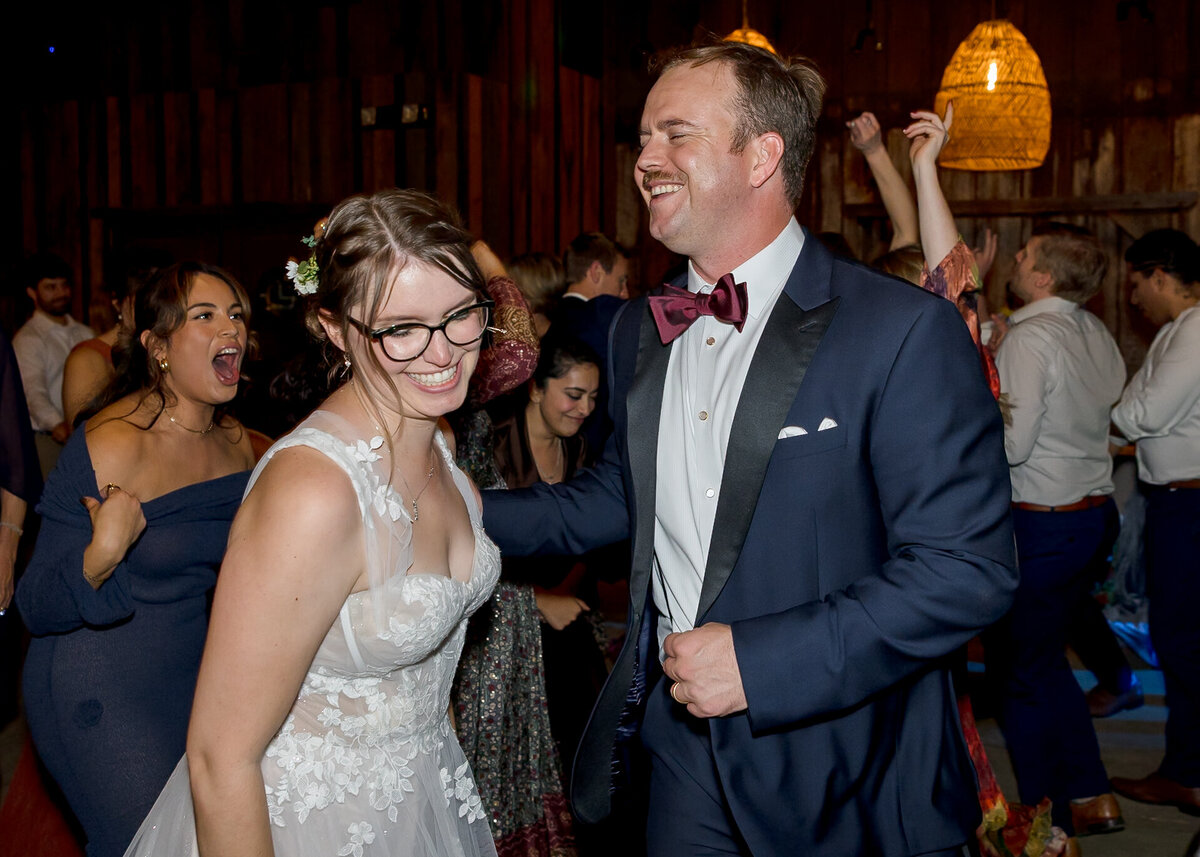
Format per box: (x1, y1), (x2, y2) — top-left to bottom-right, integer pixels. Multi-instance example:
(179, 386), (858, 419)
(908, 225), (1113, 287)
(662, 622), (747, 718)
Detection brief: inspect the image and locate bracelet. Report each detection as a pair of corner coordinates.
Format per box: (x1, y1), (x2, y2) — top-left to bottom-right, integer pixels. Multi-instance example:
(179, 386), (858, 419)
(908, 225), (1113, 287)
(82, 565), (106, 587)
(0, 521), (22, 536)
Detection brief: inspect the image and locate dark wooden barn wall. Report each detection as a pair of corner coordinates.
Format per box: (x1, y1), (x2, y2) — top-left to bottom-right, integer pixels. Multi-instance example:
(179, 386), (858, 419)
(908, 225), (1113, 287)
(11, 0), (1199, 366)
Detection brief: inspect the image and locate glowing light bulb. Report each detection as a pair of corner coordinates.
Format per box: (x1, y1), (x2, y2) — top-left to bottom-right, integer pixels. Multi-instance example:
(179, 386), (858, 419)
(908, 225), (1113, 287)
(986, 61), (998, 91)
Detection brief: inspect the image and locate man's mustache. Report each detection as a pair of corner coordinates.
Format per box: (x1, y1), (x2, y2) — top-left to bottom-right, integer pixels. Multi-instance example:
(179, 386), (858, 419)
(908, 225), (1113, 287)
(642, 170), (684, 191)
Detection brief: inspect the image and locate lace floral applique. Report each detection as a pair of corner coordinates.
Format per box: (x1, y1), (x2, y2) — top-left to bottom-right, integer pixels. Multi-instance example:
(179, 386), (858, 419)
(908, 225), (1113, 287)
(337, 822), (376, 857)
(351, 435), (406, 521)
(442, 762), (486, 823)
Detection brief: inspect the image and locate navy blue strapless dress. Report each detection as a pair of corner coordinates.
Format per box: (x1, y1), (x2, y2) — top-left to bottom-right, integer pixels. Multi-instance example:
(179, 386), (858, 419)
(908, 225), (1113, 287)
(16, 429), (248, 857)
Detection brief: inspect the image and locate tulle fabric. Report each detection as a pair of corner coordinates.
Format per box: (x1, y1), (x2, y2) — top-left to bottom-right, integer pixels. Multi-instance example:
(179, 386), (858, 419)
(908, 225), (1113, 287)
(125, 410), (500, 857)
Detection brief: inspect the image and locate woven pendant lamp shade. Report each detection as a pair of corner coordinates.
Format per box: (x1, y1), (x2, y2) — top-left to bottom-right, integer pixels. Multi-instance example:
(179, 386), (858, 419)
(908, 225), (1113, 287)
(725, 26), (777, 54)
(724, 0), (777, 54)
(934, 19), (1051, 171)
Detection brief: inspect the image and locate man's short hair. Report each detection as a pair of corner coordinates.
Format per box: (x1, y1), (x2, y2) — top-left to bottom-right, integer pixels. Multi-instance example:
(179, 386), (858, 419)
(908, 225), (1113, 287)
(1029, 222), (1108, 304)
(563, 232), (620, 285)
(1125, 229), (1200, 289)
(22, 252), (72, 292)
(653, 40), (825, 207)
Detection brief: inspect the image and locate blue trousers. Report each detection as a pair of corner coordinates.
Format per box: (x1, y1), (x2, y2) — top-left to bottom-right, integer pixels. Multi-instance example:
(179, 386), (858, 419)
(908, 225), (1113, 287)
(1144, 485), (1200, 787)
(985, 500), (1118, 833)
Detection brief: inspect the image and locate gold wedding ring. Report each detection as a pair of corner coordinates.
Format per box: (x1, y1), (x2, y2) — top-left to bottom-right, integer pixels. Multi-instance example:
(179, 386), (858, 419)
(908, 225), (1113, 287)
(670, 681), (685, 704)
(103, 483), (121, 498)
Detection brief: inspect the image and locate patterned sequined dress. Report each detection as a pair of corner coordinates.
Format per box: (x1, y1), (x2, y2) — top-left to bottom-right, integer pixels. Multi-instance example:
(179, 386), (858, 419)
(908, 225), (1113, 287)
(124, 410), (500, 857)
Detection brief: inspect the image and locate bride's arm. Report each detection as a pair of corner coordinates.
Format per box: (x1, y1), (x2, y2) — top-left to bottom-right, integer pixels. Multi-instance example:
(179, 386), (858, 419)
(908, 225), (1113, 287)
(187, 447), (364, 857)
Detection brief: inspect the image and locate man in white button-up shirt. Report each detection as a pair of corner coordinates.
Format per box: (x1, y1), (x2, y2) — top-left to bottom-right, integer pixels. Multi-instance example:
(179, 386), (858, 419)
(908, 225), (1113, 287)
(486, 41), (1016, 857)
(1109, 229), (1200, 816)
(11, 254), (94, 476)
(991, 224), (1128, 839)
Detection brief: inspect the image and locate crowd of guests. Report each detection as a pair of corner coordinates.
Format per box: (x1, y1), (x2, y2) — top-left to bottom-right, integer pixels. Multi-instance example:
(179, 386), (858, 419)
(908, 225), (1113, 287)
(0, 38), (1196, 857)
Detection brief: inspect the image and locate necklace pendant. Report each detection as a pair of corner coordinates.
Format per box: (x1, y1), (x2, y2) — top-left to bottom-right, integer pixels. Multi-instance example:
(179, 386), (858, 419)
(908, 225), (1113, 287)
(411, 499), (419, 522)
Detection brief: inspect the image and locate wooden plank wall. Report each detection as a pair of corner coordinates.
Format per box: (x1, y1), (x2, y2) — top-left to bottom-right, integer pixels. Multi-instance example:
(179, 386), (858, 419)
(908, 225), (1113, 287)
(10, 0), (607, 330)
(10, 0), (1199, 365)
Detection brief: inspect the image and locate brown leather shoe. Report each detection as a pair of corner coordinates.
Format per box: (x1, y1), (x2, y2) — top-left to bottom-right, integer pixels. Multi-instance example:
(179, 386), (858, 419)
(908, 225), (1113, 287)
(1086, 677), (1143, 718)
(1069, 793), (1124, 836)
(1111, 772), (1200, 816)
(1062, 836), (1082, 857)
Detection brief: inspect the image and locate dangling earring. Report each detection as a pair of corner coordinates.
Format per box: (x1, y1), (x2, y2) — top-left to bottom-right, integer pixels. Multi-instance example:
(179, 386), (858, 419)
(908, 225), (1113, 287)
(341, 355), (352, 377)
(159, 359), (170, 374)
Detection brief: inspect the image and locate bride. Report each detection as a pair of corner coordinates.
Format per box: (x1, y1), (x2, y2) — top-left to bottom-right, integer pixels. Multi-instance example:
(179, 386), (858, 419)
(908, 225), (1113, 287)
(126, 189), (500, 857)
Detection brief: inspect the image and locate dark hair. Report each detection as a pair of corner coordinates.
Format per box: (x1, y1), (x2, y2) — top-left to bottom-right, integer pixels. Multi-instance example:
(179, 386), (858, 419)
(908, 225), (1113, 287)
(1125, 228), (1200, 285)
(301, 189), (487, 442)
(508, 252), (565, 314)
(22, 252), (72, 292)
(1028, 222), (1108, 303)
(563, 232), (620, 284)
(90, 261), (252, 428)
(653, 40), (825, 206)
(531, 334), (601, 391)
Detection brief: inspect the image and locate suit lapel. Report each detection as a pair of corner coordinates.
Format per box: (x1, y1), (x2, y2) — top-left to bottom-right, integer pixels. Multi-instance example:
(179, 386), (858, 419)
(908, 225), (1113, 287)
(625, 302), (671, 619)
(694, 236), (841, 624)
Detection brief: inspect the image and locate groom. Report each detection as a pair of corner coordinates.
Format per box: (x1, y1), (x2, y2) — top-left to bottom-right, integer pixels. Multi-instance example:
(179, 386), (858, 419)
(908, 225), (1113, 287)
(483, 41), (1017, 856)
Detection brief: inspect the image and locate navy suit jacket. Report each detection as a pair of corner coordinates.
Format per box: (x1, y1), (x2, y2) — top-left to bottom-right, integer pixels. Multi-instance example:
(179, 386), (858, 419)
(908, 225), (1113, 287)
(483, 234), (1017, 855)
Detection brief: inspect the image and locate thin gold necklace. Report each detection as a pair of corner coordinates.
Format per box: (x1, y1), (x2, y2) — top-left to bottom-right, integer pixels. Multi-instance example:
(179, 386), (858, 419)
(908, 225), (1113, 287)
(166, 410), (216, 435)
(397, 447), (438, 522)
(350, 378), (438, 521)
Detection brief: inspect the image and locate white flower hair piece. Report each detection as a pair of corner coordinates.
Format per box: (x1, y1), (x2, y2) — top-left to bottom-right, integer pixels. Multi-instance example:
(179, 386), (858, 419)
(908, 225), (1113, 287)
(286, 234), (320, 296)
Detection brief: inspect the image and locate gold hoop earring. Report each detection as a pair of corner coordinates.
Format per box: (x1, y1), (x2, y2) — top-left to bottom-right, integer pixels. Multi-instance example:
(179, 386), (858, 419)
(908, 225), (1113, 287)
(159, 359), (170, 374)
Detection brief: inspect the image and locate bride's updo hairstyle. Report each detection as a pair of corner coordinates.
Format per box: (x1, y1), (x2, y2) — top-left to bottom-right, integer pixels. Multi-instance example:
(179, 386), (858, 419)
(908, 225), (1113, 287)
(303, 189), (488, 427)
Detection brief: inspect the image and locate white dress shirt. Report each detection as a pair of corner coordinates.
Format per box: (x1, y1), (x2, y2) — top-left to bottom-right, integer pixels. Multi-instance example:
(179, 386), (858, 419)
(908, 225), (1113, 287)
(652, 218), (804, 651)
(995, 296), (1125, 505)
(11, 310), (94, 431)
(1111, 304), (1200, 484)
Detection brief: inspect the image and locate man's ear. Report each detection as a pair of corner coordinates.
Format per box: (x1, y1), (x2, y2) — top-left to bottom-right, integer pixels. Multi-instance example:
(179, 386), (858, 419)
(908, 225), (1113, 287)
(587, 260), (605, 284)
(25, 286), (37, 303)
(748, 131), (785, 189)
(317, 308), (347, 352)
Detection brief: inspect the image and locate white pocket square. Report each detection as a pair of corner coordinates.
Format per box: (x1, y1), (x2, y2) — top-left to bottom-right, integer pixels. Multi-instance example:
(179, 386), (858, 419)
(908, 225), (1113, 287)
(778, 425), (808, 439)
(818, 417), (838, 431)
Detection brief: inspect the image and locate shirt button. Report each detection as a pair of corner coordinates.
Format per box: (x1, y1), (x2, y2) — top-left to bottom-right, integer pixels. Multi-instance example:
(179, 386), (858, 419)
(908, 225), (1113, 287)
(706, 336), (715, 346)
(699, 410), (709, 421)
(705, 488), (715, 498)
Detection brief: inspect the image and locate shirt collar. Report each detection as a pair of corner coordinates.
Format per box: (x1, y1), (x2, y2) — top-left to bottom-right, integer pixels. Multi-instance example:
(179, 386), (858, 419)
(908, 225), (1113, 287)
(687, 218), (804, 320)
(1009, 295), (1079, 324)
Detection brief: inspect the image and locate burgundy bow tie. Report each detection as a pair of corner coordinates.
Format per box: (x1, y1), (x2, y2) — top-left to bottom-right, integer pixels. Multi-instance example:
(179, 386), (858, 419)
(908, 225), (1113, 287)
(648, 273), (749, 345)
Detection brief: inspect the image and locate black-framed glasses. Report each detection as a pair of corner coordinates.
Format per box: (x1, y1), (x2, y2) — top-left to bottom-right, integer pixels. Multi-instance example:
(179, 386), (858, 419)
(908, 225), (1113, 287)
(348, 300), (494, 362)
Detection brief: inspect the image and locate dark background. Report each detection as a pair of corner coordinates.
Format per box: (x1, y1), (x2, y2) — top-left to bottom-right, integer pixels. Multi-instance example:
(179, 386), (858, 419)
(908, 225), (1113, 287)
(6, 0), (1199, 369)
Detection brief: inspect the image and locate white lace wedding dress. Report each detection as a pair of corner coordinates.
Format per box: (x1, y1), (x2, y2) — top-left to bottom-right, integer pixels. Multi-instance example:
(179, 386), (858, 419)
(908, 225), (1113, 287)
(125, 410), (500, 857)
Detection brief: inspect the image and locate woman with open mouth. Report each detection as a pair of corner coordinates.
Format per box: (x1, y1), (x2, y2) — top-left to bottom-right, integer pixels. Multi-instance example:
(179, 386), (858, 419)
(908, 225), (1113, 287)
(17, 261), (257, 857)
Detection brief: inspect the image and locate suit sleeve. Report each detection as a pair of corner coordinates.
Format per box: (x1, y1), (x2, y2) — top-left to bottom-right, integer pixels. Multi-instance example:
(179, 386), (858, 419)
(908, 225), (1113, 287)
(732, 298), (1017, 732)
(483, 424), (630, 557)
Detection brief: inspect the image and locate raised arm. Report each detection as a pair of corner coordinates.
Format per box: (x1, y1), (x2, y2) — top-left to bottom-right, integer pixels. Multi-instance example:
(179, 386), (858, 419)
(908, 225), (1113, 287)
(904, 103), (958, 272)
(847, 112), (919, 251)
(188, 448), (364, 857)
